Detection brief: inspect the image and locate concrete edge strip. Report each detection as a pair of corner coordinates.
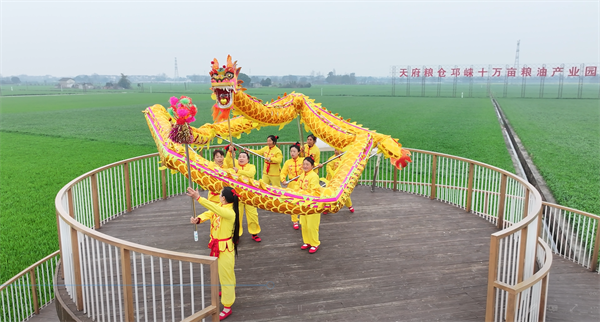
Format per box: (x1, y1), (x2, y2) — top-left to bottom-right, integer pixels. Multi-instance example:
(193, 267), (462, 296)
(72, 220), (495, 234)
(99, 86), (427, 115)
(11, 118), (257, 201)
(490, 97), (557, 204)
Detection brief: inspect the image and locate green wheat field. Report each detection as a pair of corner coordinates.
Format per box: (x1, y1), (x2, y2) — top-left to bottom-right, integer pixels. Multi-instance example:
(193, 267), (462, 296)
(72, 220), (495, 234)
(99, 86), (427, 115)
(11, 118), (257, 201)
(0, 84), (597, 283)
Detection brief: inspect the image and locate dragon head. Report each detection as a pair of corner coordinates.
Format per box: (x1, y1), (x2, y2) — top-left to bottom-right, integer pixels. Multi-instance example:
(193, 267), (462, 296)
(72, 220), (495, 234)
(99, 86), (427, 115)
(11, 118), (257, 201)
(210, 55), (242, 110)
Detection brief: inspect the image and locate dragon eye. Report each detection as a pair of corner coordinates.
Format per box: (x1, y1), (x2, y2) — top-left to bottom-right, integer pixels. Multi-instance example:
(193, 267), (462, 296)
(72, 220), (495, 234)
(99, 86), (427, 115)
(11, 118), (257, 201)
(225, 72), (234, 79)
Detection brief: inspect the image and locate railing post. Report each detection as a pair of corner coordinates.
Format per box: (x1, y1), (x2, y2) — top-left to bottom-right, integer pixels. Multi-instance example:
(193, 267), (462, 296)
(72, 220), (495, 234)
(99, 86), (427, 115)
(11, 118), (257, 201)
(67, 188), (75, 219)
(591, 218), (600, 272)
(505, 292), (516, 322)
(535, 205), (543, 274)
(65, 189), (76, 285)
(161, 169), (167, 200)
(517, 226), (528, 283)
(465, 163), (474, 212)
(485, 235), (500, 321)
(121, 248), (134, 322)
(70, 227), (83, 310)
(393, 167), (398, 192)
(91, 173), (100, 229)
(523, 189), (530, 219)
(430, 155), (437, 200)
(371, 154), (382, 192)
(497, 174), (507, 229)
(539, 273), (549, 321)
(211, 261), (220, 322)
(56, 210), (64, 280)
(29, 269), (39, 315)
(124, 162), (132, 212)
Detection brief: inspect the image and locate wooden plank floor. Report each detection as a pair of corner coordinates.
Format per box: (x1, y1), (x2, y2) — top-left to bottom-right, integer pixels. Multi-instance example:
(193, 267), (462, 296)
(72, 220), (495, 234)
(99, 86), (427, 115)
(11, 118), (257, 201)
(61, 185), (598, 322)
(27, 302), (60, 322)
(97, 186), (494, 321)
(545, 257), (600, 322)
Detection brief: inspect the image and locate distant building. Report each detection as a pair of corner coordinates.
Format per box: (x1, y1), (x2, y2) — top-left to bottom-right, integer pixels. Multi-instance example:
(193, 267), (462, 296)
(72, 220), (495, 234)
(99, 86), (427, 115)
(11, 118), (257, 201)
(73, 83), (95, 89)
(58, 78), (75, 88)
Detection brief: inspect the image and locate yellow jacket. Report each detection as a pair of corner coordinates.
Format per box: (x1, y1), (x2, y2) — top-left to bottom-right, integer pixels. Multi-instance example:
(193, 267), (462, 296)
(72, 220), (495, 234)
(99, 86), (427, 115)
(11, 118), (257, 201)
(325, 154), (343, 181)
(249, 146), (282, 176)
(302, 144), (320, 166)
(207, 161), (225, 203)
(296, 170), (321, 193)
(280, 157), (303, 183)
(196, 198), (235, 253)
(224, 151), (257, 179)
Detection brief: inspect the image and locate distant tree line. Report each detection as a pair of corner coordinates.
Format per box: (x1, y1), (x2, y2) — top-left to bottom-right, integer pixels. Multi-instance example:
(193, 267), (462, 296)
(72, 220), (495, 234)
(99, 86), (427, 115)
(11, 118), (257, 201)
(73, 74), (114, 84)
(0, 76), (21, 84)
(258, 75), (312, 88)
(260, 78), (272, 86)
(326, 71), (356, 84)
(238, 73), (251, 87)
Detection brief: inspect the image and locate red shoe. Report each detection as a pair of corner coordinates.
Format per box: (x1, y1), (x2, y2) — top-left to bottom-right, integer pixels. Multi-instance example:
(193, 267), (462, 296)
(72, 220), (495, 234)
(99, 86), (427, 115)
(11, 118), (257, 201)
(219, 291), (221, 297)
(219, 307), (232, 320)
(323, 212), (328, 215)
(349, 207), (354, 213)
(252, 234), (261, 242)
(293, 222), (299, 230)
(300, 243), (310, 250)
(309, 246), (319, 254)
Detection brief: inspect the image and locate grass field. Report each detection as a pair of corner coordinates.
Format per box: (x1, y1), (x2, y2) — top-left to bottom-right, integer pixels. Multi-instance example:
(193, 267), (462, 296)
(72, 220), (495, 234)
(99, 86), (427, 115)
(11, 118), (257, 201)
(0, 90), (514, 167)
(2, 81), (598, 99)
(0, 84), (541, 283)
(0, 132), (156, 283)
(497, 98), (600, 215)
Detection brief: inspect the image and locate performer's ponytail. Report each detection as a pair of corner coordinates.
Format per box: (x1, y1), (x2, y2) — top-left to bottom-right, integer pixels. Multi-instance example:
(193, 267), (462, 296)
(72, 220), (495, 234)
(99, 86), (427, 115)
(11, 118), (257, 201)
(304, 156), (315, 166)
(267, 134), (278, 144)
(290, 142), (301, 153)
(222, 187), (240, 257)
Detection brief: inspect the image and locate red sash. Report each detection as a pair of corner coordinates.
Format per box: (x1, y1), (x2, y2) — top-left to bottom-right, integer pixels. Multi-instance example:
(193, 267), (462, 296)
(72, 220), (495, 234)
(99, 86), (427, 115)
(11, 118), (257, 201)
(265, 146), (274, 174)
(207, 237), (232, 257)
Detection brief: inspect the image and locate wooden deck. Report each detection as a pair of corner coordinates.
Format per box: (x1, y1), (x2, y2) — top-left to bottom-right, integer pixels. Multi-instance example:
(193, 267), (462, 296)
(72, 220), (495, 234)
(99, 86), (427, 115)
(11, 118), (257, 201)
(56, 186), (599, 321)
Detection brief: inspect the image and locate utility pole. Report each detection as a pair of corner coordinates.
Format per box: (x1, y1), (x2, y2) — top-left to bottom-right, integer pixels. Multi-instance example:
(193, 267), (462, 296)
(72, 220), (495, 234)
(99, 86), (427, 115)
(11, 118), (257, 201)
(174, 57), (179, 80)
(514, 40), (520, 71)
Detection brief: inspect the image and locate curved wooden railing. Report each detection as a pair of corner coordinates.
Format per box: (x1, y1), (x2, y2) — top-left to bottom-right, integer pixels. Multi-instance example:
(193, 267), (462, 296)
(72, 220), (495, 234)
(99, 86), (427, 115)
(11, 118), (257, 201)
(381, 149), (550, 322)
(0, 251), (60, 321)
(7, 143), (600, 322)
(54, 155), (220, 322)
(540, 202), (600, 272)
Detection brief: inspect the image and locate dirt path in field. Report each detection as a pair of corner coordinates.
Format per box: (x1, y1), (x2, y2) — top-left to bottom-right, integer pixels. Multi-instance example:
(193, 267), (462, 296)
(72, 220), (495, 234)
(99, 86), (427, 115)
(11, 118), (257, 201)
(490, 97), (557, 203)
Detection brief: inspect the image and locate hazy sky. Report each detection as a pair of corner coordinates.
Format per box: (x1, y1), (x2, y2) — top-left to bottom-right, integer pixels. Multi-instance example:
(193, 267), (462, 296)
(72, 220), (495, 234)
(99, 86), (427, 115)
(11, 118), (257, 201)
(1, 0), (598, 77)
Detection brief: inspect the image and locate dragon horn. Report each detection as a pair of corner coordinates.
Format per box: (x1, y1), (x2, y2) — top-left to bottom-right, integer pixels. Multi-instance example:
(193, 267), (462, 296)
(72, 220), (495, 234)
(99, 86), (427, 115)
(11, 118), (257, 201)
(227, 55), (233, 68)
(236, 67), (242, 76)
(212, 58), (219, 70)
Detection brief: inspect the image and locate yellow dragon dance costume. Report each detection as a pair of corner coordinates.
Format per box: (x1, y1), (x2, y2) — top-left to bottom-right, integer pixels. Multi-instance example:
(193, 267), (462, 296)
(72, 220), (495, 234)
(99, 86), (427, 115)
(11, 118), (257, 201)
(144, 55), (411, 215)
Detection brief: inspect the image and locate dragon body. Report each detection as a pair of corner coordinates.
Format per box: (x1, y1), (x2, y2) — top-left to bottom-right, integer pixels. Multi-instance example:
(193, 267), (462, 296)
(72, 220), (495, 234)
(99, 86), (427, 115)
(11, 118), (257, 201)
(144, 55), (411, 215)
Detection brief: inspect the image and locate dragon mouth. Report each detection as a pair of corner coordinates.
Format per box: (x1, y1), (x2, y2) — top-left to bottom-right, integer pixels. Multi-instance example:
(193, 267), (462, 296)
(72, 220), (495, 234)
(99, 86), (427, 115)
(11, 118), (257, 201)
(213, 86), (234, 109)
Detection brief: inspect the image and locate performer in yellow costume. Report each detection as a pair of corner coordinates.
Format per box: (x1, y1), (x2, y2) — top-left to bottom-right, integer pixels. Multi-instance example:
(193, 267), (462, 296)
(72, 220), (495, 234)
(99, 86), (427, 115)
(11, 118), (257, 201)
(301, 134), (320, 173)
(225, 146), (262, 242)
(246, 135), (282, 187)
(207, 149), (226, 203)
(296, 156), (323, 253)
(187, 186), (240, 321)
(280, 142), (303, 229)
(325, 149), (354, 213)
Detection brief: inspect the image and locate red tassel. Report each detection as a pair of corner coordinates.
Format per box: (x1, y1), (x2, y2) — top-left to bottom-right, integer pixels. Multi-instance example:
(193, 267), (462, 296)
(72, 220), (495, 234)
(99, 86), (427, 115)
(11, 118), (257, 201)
(390, 154), (412, 170)
(212, 105), (231, 123)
